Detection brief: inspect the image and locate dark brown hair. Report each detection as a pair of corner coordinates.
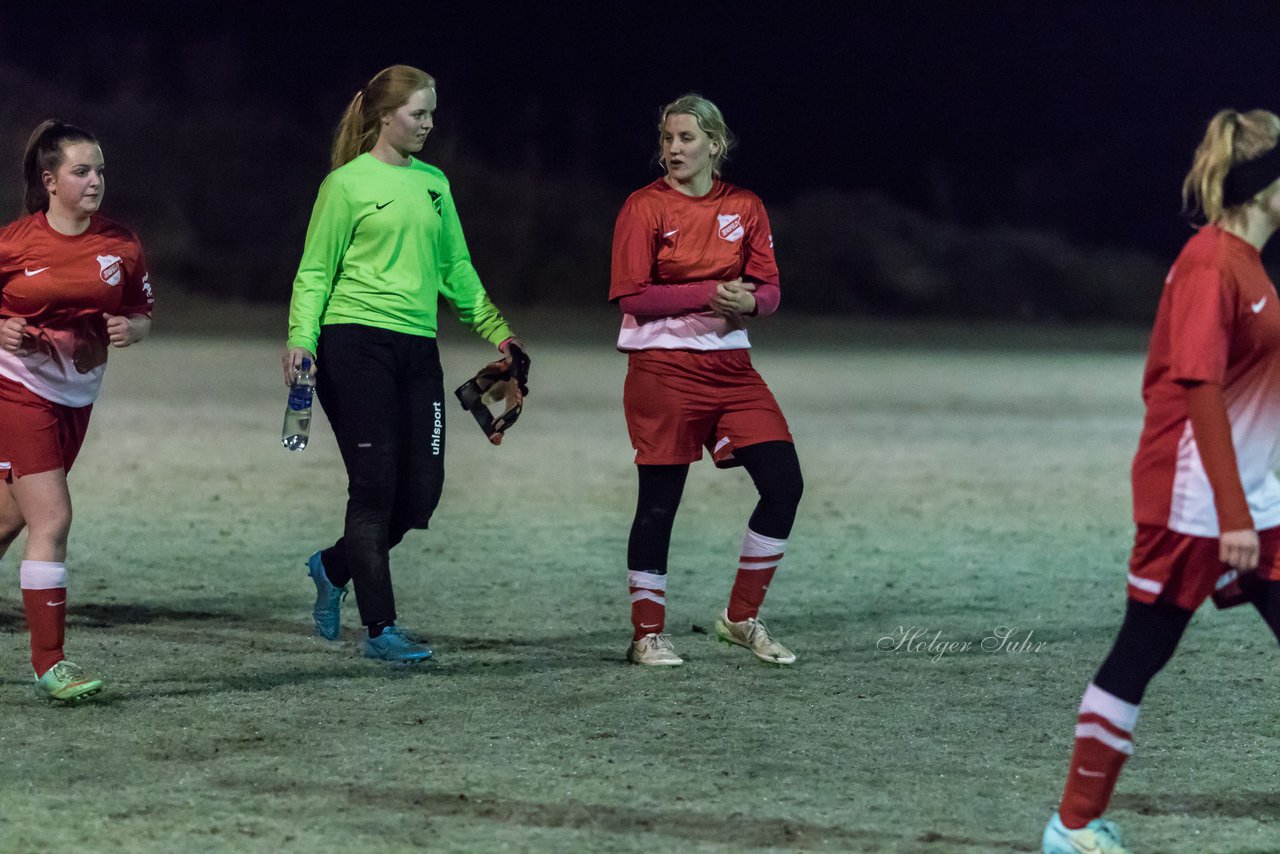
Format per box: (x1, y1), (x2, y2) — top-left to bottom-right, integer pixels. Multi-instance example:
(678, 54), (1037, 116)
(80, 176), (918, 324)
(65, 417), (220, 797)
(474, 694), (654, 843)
(23, 120), (99, 213)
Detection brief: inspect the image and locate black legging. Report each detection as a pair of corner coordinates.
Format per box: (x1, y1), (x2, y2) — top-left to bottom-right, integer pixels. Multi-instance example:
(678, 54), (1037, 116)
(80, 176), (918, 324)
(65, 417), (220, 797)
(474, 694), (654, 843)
(314, 324), (446, 627)
(627, 440), (803, 573)
(1093, 580), (1280, 706)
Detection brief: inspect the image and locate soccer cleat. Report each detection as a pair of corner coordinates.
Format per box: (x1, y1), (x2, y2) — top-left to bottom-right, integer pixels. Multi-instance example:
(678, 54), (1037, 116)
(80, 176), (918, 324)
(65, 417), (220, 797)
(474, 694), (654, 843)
(1042, 811), (1128, 854)
(33, 660), (104, 704)
(362, 626), (433, 663)
(307, 550), (348, 640)
(627, 633), (684, 666)
(714, 611), (797, 665)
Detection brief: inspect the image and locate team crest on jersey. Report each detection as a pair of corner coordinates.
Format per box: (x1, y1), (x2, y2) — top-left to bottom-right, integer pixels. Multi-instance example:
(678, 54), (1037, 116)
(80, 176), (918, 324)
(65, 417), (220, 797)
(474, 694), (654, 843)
(97, 254), (123, 286)
(717, 214), (744, 243)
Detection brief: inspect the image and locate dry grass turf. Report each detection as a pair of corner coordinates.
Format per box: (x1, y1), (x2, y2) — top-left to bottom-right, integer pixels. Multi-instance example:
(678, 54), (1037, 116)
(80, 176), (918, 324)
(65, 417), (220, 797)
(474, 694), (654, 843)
(1, 311), (1278, 853)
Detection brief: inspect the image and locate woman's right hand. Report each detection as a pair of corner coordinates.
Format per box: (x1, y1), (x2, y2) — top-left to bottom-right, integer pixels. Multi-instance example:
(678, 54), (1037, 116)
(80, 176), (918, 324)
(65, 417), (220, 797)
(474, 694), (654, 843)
(1220, 528), (1260, 572)
(0, 317), (34, 355)
(282, 347), (317, 386)
(710, 278), (757, 317)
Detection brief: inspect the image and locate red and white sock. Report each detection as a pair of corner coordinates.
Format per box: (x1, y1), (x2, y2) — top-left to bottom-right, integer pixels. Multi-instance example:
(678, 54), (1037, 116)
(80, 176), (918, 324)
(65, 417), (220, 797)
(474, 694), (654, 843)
(1059, 683), (1139, 828)
(628, 570), (667, 640)
(20, 560), (68, 678)
(727, 528), (786, 623)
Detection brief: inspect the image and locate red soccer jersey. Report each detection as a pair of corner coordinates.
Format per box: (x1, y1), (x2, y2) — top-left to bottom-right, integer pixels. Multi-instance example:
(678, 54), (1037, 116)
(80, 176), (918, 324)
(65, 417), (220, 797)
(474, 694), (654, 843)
(1131, 225), (1280, 536)
(0, 212), (153, 407)
(610, 178), (779, 351)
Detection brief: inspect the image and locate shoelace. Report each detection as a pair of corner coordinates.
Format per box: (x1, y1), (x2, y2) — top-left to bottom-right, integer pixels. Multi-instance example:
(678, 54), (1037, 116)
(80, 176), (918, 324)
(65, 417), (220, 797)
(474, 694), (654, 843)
(647, 634), (675, 651)
(51, 661), (82, 679)
(745, 619), (774, 645)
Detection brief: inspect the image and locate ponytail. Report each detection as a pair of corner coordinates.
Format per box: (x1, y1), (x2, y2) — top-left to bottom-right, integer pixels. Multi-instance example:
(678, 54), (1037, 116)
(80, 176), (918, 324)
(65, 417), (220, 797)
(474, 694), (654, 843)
(330, 90), (377, 171)
(328, 65), (436, 171)
(1183, 109), (1280, 223)
(22, 119), (98, 213)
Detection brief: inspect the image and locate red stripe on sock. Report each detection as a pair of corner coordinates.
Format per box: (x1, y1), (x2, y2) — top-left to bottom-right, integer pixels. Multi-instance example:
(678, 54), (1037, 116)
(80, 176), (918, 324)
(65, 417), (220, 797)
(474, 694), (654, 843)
(1076, 712), (1133, 743)
(739, 553), (783, 564)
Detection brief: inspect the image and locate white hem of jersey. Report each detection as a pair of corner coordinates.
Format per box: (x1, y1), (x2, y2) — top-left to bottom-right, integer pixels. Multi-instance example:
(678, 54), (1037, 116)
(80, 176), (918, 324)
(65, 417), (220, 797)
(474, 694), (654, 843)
(616, 312), (751, 351)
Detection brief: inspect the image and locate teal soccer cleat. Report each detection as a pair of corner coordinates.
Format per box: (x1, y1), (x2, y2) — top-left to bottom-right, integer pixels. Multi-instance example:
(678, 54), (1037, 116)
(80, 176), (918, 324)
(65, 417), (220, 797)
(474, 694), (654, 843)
(363, 626), (433, 663)
(307, 550), (348, 640)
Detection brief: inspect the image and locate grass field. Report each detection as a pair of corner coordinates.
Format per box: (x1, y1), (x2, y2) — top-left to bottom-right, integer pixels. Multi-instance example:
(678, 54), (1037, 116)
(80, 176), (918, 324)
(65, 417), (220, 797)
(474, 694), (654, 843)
(2, 310), (1279, 853)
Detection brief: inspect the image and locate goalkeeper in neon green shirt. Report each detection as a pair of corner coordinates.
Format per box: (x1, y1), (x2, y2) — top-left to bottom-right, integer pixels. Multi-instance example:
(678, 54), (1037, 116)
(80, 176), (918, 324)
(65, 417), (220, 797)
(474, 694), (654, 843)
(282, 64), (528, 664)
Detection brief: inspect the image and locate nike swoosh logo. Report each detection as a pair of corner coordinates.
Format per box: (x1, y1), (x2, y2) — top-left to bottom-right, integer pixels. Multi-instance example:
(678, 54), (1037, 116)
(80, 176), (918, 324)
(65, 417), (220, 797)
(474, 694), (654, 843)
(1077, 768), (1107, 778)
(1253, 296), (1268, 313)
(24, 267), (49, 276)
(663, 229), (679, 238)
(46, 600), (66, 607)
(375, 200), (394, 210)
(640, 623), (659, 629)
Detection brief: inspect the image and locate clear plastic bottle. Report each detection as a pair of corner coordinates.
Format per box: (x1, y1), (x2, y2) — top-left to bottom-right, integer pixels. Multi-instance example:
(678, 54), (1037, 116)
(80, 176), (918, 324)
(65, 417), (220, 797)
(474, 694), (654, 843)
(282, 358), (314, 451)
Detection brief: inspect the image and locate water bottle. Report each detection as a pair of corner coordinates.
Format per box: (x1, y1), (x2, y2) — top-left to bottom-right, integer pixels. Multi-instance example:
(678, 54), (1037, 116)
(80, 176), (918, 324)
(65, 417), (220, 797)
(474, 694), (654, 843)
(282, 358), (314, 451)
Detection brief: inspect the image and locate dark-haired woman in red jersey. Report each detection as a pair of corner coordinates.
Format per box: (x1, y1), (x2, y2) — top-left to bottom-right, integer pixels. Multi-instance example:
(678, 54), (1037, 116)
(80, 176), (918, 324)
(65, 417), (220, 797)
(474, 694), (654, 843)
(0, 120), (153, 703)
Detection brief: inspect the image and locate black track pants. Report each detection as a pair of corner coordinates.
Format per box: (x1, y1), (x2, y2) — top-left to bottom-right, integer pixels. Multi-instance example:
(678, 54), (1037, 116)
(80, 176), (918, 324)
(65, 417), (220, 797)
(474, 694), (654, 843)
(314, 324), (446, 626)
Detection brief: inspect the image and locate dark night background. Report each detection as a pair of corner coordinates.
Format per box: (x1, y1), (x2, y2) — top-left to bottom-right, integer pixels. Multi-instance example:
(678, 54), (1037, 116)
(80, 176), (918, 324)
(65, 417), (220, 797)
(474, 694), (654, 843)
(2, 1), (1279, 322)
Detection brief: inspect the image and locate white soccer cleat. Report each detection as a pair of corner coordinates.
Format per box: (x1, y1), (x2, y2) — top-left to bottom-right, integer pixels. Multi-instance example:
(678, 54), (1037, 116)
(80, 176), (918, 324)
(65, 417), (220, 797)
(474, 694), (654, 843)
(714, 610), (797, 665)
(1042, 811), (1128, 854)
(627, 633), (684, 666)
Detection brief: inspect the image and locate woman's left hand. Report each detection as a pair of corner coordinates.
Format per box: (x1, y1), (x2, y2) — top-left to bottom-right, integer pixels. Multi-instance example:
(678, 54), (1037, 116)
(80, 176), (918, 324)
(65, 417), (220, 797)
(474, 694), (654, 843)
(499, 337), (531, 396)
(711, 279), (757, 317)
(103, 313), (150, 348)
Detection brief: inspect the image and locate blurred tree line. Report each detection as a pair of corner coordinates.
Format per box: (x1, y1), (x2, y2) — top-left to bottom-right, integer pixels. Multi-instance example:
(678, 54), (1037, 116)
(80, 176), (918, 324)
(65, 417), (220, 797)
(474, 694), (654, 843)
(0, 59), (1169, 323)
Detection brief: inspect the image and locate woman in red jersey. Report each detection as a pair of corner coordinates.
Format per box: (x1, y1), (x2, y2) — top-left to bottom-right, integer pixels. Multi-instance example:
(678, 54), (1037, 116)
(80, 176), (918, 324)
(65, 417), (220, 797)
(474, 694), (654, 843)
(610, 94), (803, 667)
(1042, 109), (1280, 854)
(0, 121), (153, 703)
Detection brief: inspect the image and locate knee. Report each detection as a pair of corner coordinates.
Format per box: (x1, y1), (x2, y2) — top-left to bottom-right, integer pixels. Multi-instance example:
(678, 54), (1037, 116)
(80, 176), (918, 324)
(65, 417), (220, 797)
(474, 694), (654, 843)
(635, 501), (678, 532)
(762, 466), (804, 511)
(347, 470), (396, 514)
(25, 506), (71, 550)
(397, 478), (443, 532)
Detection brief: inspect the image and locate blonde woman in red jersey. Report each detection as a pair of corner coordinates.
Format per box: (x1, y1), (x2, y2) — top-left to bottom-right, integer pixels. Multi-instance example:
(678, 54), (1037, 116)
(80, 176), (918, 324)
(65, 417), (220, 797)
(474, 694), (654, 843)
(0, 121), (153, 703)
(610, 94), (802, 667)
(1042, 110), (1280, 854)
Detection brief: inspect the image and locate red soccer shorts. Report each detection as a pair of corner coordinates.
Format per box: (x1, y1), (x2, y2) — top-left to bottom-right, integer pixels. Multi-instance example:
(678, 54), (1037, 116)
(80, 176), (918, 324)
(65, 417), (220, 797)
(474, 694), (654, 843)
(623, 348), (792, 467)
(0, 376), (92, 481)
(1127, 523), (1280, 611)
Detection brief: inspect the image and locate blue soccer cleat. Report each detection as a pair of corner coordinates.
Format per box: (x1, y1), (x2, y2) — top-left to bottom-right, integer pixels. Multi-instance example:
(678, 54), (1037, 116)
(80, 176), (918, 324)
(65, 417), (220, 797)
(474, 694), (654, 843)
(307, 550), (348, 641)
(362, 626), (433, 663)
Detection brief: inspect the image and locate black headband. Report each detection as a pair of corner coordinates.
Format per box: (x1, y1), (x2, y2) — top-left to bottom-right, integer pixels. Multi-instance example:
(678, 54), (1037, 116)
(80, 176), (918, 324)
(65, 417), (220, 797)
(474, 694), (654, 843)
(1223, 144), (1280, 208)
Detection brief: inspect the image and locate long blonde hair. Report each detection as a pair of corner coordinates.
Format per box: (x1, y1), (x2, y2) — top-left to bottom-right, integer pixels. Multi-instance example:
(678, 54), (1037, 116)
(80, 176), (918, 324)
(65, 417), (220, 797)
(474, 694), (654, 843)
(657, 93), (735, 176)
(331, 65), (435, 170)
(1182, 108), (1280, 222)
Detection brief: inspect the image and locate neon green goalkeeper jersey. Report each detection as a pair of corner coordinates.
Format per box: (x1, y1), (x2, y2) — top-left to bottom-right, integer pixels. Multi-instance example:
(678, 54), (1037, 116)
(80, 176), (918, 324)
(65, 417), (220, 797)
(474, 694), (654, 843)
(287, 153), (512, 354)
